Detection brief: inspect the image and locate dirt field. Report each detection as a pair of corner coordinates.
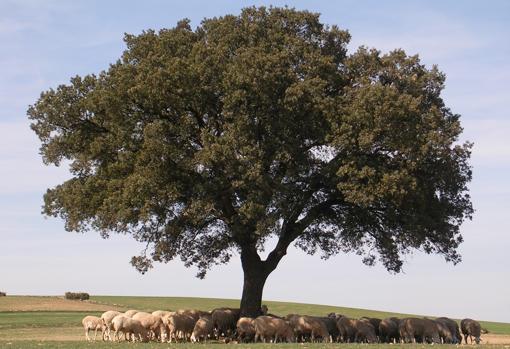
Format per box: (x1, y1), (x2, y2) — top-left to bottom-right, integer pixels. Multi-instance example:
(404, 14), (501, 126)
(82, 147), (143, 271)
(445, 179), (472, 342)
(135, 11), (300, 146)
(481, 334), (510, 345)
(0, 296), (124, 312)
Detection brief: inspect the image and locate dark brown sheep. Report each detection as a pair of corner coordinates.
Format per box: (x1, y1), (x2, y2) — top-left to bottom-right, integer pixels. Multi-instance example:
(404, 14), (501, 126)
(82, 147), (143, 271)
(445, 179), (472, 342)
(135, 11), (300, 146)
(436, 317), (461, 344)
(361, 317), (382, 338)
(327, 312), (344, 320)
(286, 314), (330, 342)
(211, 308), (240, 338)
(336, 317), (377, 343)
(434, 319), (454, 344)
(314, 316), (340, 342)
(336, 316), (357, 343)
(191, 314), (214, 342)
(461, 318), (482, 344)
(399, 317), (440, 344)
(379, 317), (400, 343)
(236, 317), (256, 342)
(254, 316), (295, 343)
(353, 319), (378, 343)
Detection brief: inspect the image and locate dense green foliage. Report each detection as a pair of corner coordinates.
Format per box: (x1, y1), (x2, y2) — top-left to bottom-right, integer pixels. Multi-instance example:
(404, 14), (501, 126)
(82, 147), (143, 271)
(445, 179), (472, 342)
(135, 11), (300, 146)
(64, 292), (90, 301)
(28, 7), (472, 311)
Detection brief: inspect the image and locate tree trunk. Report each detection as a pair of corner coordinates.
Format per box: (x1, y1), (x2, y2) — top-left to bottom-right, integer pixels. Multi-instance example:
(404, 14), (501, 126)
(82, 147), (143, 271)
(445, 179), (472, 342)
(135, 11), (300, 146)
(238, 236), (292, 317)
(239, 248), (270, 318)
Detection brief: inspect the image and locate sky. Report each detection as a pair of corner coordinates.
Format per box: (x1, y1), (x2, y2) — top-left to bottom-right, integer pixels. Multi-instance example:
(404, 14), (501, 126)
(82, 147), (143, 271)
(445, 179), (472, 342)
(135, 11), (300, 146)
(0, 0), (509, 322)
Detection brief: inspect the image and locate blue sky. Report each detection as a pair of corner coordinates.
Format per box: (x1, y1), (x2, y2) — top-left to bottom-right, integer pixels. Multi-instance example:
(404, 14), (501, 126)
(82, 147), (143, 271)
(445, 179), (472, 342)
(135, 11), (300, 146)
(1, 0), (509, 322)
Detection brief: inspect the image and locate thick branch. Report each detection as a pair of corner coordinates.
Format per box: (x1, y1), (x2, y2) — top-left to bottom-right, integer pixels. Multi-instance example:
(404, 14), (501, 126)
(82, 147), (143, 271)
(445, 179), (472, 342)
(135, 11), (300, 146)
(265, 198), (340, 270)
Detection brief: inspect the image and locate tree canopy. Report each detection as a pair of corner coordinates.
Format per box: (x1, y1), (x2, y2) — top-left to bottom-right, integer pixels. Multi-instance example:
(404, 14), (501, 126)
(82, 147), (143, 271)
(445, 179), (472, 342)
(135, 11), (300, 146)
(29, 6), (472, 315)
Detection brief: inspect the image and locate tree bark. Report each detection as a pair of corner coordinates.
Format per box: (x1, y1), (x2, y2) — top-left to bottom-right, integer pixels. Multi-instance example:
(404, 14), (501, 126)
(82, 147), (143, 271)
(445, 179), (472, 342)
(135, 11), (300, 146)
(239, 265), (269, 317)
(239, 247), (271, 318)
(238, 240), (291, 317)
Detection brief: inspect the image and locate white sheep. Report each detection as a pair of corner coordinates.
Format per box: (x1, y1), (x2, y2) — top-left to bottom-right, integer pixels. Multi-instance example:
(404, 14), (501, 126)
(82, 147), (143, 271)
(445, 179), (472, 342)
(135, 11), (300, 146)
(81, 315), (104, 341)
(124, 309), (139, 318)
(100, 310), (121, 340)
(152, 310), (172, 318)
(112, 314), (149, 342)
(151, 311), (173, 340)
(132, 312), (165, 341)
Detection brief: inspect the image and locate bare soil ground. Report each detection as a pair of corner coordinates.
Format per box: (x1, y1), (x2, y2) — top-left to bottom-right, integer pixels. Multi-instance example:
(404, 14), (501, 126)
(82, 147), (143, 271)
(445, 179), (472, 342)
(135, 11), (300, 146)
(0, 296), (124, 312)
(481, 334), (510, 345)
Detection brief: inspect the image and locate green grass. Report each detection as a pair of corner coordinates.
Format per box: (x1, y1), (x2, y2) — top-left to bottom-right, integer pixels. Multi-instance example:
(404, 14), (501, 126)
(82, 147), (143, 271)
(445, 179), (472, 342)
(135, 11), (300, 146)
(90, 296), (413, 319)
(480, 321), (510, 336)
(0, 311), (101, 329)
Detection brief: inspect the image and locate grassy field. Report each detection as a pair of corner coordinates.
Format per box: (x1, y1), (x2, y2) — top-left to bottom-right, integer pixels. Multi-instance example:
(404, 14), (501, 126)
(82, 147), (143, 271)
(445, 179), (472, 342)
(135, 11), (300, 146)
(1, 295), (509, 346)
(90, 296), (414, 319)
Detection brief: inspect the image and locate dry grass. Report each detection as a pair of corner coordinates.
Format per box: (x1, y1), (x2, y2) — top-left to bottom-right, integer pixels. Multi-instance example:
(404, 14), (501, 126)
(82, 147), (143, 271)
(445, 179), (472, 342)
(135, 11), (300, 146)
(0, 327), (83, 341)
(0, 296), (124, 312)
(481, 334), (510, 345)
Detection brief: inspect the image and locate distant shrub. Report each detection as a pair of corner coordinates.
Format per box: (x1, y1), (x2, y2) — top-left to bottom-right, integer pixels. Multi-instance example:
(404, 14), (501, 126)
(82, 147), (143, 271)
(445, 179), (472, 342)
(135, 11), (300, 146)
(0, 291), (6, 297)
(64, 292), (89, 300)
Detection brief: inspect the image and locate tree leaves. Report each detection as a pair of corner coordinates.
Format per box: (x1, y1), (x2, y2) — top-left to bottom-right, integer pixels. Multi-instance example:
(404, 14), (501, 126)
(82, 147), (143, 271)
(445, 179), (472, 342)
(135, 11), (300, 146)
(28, 6), (472, 277)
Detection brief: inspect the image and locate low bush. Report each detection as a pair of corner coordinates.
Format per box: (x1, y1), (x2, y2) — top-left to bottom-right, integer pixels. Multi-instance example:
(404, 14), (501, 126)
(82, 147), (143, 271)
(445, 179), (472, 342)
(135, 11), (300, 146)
(64, 292), (89, 300)
(0, 291), (6, 297)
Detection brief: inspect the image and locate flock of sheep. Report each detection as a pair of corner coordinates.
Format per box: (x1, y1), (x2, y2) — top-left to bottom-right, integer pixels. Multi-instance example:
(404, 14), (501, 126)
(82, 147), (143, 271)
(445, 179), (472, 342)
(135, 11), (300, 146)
(82, 306), (484, 344)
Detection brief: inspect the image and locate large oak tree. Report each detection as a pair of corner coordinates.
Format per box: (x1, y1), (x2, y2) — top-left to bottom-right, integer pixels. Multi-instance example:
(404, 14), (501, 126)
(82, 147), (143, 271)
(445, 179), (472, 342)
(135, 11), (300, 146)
(29, 7), (472, 317)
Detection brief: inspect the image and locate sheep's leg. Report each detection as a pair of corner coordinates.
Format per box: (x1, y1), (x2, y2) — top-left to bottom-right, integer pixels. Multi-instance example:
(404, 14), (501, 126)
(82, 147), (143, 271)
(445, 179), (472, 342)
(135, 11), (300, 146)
(85, 327), (90, 341)
(93, 327), (98, 341)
